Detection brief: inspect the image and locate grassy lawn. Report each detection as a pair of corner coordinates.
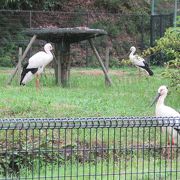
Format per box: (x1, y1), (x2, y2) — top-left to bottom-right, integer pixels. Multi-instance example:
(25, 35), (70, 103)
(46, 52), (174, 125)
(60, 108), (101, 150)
(0, 66), (179, 118)
(0, 66), (179, 179)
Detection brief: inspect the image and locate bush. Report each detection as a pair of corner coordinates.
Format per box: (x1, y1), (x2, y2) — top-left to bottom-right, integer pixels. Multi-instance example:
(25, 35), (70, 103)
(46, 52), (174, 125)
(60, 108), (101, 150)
(143, 27), (180, 65)
(143, 27), (180, 90)
(0, 55), (13, 67)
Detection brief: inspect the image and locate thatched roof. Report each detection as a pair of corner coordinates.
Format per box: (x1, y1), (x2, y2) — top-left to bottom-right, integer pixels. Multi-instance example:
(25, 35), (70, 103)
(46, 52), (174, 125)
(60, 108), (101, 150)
(24, 27), (107, 43)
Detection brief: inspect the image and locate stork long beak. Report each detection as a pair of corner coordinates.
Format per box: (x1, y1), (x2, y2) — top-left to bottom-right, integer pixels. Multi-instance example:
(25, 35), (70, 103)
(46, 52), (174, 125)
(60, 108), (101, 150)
(150, 93), (160, 107)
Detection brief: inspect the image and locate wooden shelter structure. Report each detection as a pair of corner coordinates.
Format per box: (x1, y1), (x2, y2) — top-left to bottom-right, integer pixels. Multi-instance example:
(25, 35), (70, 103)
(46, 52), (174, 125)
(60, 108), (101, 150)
(7, 27), (112, 87)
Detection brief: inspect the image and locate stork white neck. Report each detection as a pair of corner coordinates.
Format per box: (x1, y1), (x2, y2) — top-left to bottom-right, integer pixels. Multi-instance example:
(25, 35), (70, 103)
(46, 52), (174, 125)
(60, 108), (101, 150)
(129, 46), (136, 58)
(156, 92), (167, 108)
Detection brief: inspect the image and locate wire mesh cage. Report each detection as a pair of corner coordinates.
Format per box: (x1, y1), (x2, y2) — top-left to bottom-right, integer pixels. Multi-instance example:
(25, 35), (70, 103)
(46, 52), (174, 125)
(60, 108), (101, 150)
(0, 116), (180, 179)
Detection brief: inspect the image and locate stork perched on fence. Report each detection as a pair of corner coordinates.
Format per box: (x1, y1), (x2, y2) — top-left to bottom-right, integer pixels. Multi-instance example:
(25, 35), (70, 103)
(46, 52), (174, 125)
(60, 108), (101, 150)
(151, 85), (180, 158)
(20, 43), (53, 89)
(129, 46), (153, 76)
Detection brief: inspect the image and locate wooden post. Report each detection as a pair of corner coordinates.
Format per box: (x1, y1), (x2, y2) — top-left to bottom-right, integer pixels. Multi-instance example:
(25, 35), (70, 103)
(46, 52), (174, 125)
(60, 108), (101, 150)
(54, 44), (61, 85)
(6, 35), (37, 85)
(55, 41), (71, 87)
(17, 47), (22, 82)
(88, 39), (112, 86)
(105, 45), (110, 86)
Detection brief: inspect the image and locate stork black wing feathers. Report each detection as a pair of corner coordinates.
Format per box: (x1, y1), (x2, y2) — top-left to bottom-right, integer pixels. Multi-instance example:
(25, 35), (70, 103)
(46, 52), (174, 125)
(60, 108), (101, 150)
(138, 61), (154, 76)
(20, 63), (38, 85)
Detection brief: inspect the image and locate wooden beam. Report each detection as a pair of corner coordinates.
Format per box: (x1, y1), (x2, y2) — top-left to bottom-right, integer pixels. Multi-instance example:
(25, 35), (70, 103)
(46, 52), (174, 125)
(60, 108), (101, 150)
(105, 45), (110, 86)
(6, 35), (37, 85)
(88, 39), (112, 86)
(17, 47), (22, 82)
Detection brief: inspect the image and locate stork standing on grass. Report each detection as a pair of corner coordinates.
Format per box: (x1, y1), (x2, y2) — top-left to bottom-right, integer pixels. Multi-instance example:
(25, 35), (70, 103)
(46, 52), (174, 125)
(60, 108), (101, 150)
(129, 46), (153, 76)
(20, 43), (53, 89)
(151, 85), (180, 158)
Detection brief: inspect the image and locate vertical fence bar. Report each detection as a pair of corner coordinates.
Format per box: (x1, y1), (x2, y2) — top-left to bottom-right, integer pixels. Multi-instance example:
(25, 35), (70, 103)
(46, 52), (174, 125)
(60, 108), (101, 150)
(12, 129), (15, 179)
(32, 129), (35, 180)
(57, 128), (60, 179)
(101, 128), (103, 180)
(95, 127), (98, 180)
(125, 128), (128, 180)
(112, 127), (115, 180)
(70, 128), (73, 180)
(136, 127), (139, 179)
(38, 129), (41, 179)
(51, 128), (54, 179)
(76, 128), (79, 179)
(83, 128), (85, 180)
(165, 127), (168, 180)
(119, 127), (122, 180)
(159, 127), (162, 179)
(153, 127), (157, 180)
(89, 128), (92, 180)
(147, 127), (151, 179)
(29, 11), (32, 28)
(45, 128), (48, 180)
(107, 127), (110, 180)
(64, 128), (67, 179)
(130, 127), (133, 180)
(141, 15), (144, 49)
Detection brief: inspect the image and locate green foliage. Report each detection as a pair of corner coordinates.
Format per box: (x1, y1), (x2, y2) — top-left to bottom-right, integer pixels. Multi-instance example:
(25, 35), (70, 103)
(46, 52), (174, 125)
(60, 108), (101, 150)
(0, 55), (13, 67)
(94, 0), (150, 14)
(176, 16), (180, 27)
(1, 0), (65, 10)
(142, 27), (180, 90)
(143, 28), (180, 64)
(0, 12), (26, 67)
(90, 20), (121, 37)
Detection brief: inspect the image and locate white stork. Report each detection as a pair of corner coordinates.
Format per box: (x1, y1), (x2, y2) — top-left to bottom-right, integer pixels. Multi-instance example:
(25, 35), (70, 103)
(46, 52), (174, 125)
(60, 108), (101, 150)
(151, 85), (180, 158)
(129, 46), (153, 76)
(20, 43), (53, 89)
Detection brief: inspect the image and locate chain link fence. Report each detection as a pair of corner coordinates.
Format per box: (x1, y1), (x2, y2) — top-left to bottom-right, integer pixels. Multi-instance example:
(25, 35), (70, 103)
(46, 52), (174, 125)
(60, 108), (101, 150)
(0, 10), (174, 67)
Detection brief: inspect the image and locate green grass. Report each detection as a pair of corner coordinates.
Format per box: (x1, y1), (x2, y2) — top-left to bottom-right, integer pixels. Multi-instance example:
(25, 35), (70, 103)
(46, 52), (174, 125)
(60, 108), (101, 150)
(0, 66), (179, 179)
(3, 159), (180, 180)
(0, 67), (179, 118)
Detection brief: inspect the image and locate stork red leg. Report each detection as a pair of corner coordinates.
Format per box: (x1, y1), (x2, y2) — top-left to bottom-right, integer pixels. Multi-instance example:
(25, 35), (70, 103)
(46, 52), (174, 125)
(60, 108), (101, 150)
(171, 137), (175, 159)
(167, 135), (170, 160)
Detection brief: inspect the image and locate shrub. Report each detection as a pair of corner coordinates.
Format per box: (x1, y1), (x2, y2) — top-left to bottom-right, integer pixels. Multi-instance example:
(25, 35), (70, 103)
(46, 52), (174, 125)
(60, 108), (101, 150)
(0, 55), (13, 67)
(142, 27), (180, 65)
(143, 27), (180, 90)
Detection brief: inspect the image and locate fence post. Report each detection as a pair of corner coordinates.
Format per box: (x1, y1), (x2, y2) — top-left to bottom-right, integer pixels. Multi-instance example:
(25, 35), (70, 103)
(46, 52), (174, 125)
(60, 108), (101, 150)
(160, 14), (163, 37)
(141, 15), (144, 50)
(150, 15), (154, 47)
(29, 11), (32, 28)
(17, 47), (22, 82)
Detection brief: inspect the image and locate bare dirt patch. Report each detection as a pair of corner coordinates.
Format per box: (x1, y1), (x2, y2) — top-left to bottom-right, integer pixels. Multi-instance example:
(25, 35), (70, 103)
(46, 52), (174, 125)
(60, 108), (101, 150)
(76, 69), (127, 76)
(0, 69), (13, 74)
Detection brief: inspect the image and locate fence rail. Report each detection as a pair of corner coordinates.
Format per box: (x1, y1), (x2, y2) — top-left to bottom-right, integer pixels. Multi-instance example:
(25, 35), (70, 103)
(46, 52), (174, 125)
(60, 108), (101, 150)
(0, 116), (180, 129)
(0, 116), (180, 179)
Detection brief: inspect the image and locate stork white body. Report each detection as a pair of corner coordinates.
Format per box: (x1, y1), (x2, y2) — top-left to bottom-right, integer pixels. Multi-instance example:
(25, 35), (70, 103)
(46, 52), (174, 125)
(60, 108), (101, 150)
(152, 85), (180, 145)
(20, 43), (53, 86)
(129, 46), (153, 76)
